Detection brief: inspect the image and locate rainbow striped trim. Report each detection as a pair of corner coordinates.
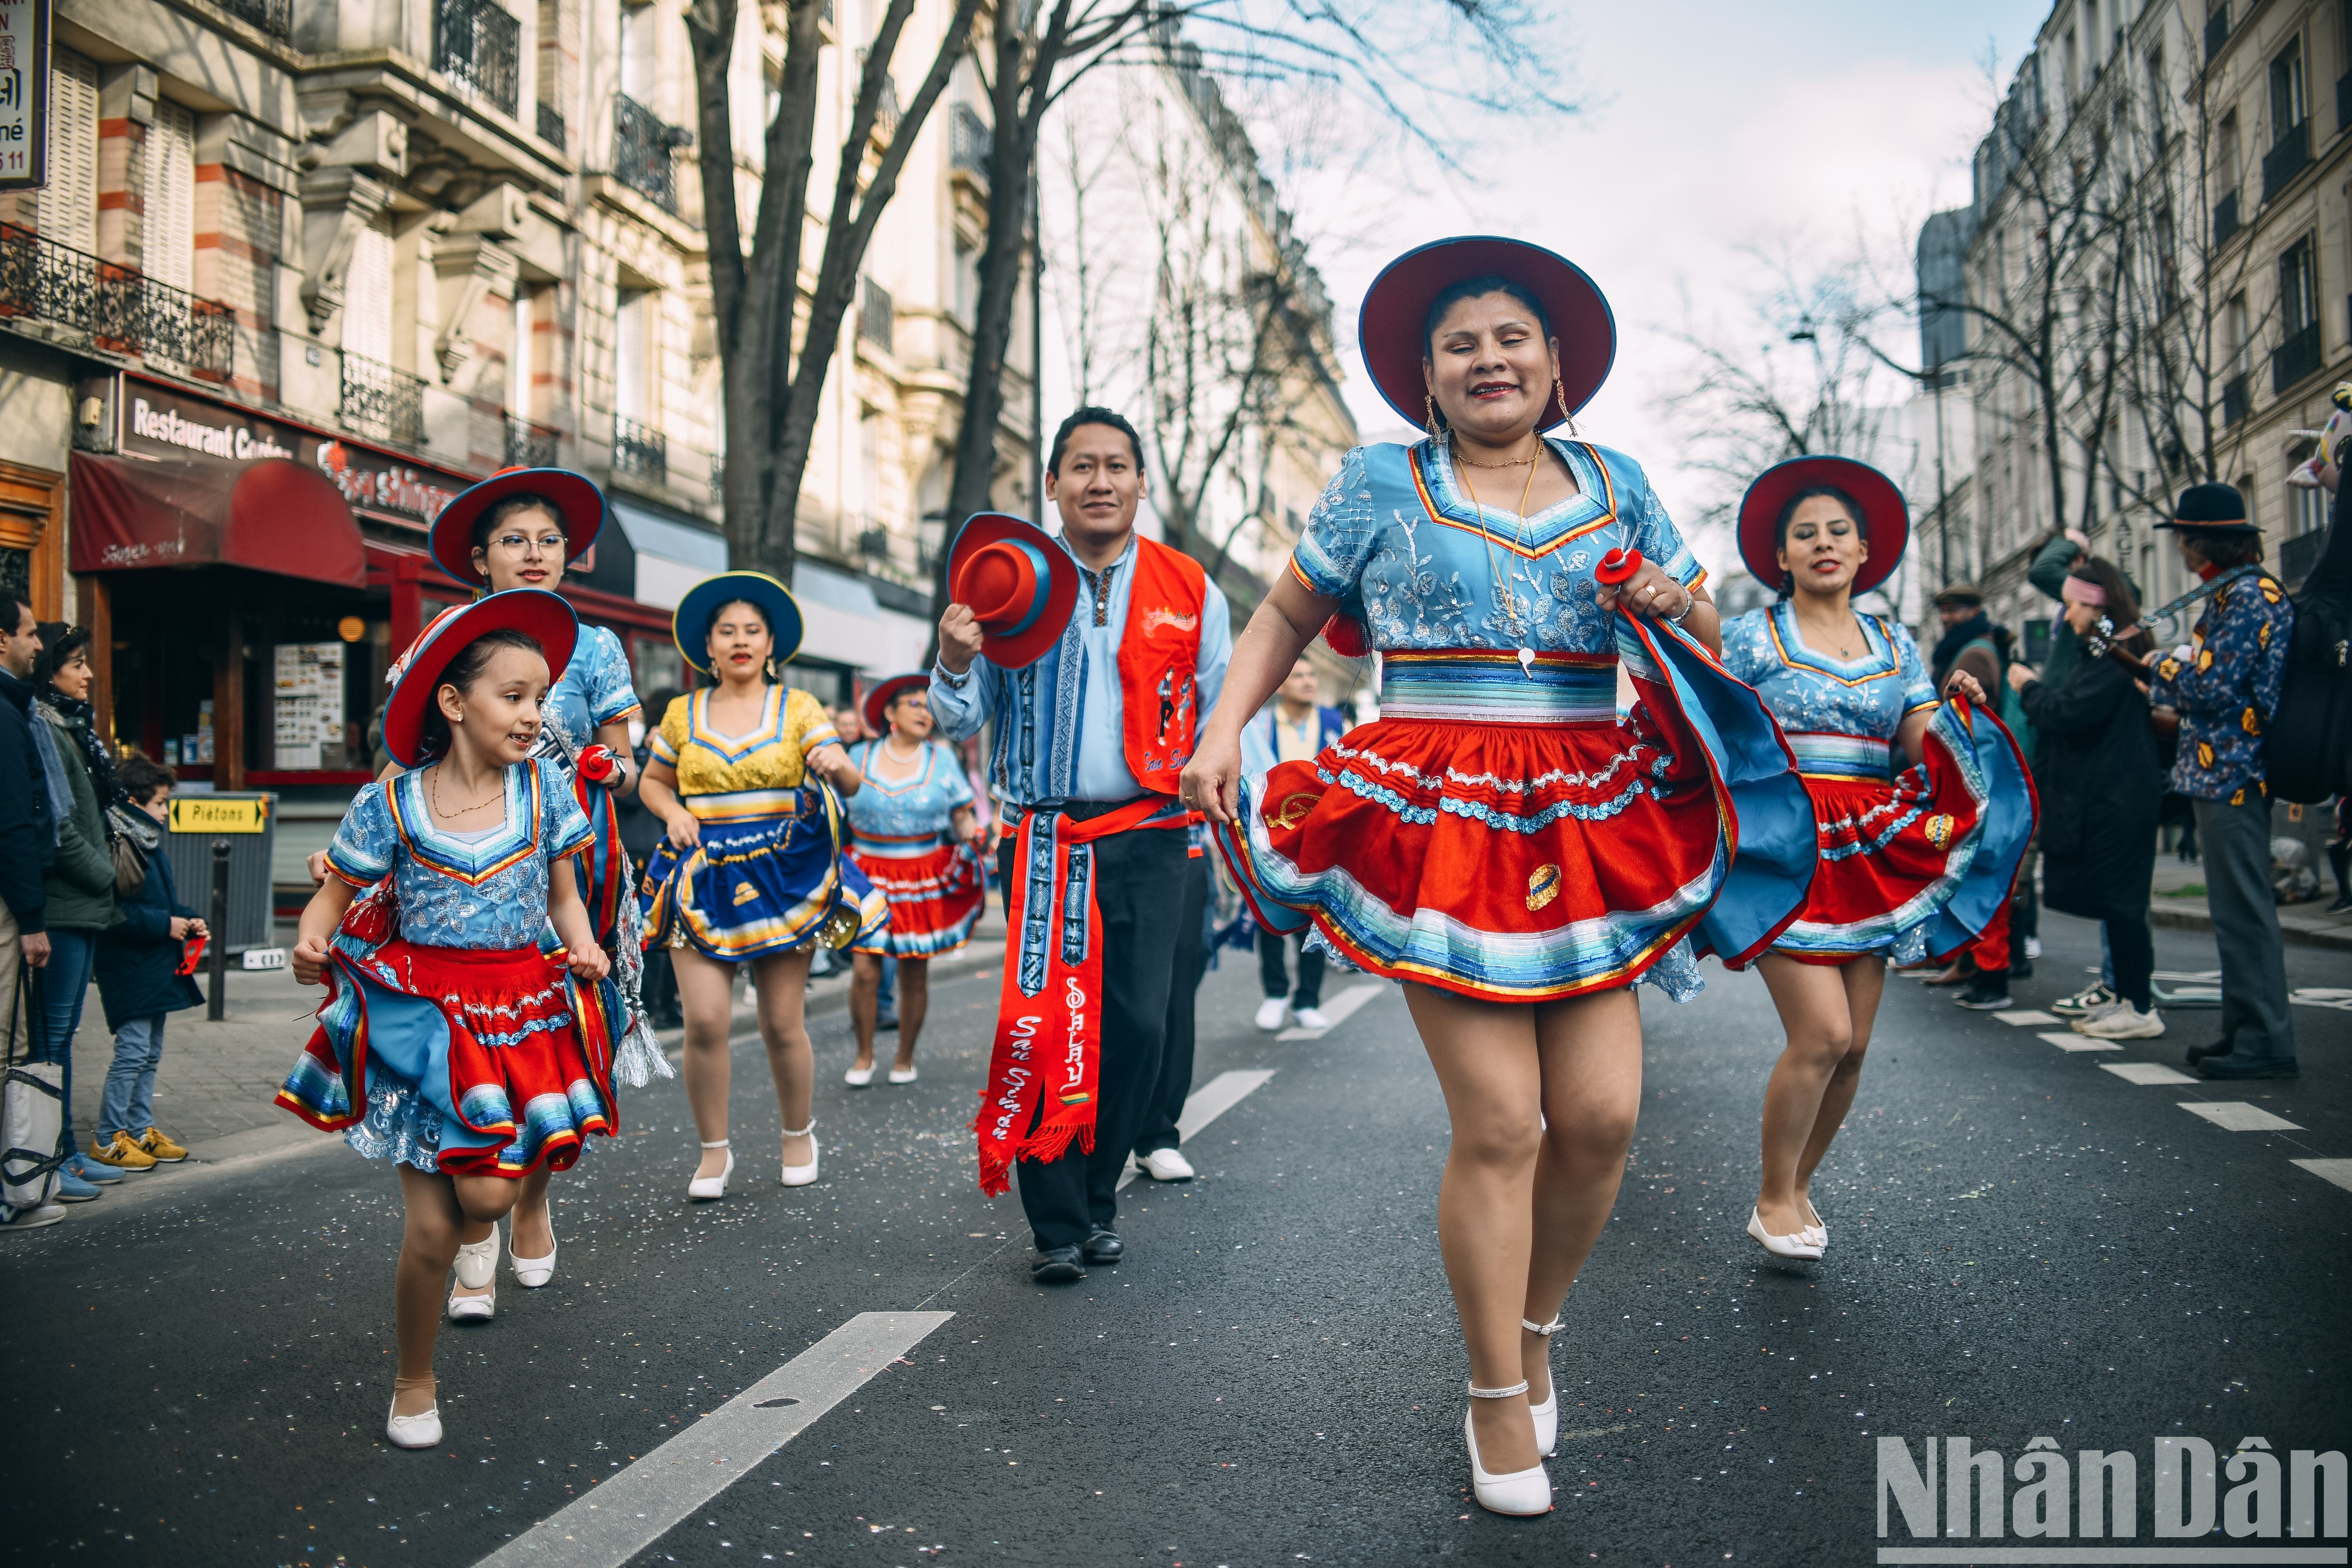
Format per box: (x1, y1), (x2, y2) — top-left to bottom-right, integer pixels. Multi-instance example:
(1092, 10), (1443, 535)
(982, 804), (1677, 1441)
(685, 787), (801, 821)
(849, 828), (952, 859)
(385, 764), (543, 885)
(1410, 438), (1620, 557)
(1786, 731), (1895, 782)
(1764, 607), (1900, 687)
(1378, 649), (1619, 723)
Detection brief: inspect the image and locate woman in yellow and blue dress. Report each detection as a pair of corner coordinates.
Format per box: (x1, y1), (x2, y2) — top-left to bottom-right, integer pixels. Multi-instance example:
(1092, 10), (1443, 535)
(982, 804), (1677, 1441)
(637, 573), (886, 1199)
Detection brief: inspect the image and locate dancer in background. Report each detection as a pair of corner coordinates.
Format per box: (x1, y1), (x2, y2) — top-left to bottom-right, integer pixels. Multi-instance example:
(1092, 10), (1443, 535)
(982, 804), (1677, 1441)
(1237, 656), (1349, 1034)
(1718, 457), (2031, 1264)
(638, 574), (882, 1199)
(842, 674), (986, 1086)
(277, 591), (619, 1449)
(1185, 238), (1811, 1517)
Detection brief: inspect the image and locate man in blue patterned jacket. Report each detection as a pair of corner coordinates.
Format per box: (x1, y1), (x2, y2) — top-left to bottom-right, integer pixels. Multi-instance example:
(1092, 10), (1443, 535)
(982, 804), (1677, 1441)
(2147, 483), (2298, 1080)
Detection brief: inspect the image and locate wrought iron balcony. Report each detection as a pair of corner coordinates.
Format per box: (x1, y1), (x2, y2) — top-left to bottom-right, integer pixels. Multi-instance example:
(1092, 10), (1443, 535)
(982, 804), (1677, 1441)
(2281, 525), (2328, 585)
(505, 416), (559, 469)
(859, 276), (894, 352)
(0, 224), (234, 380)
(537, 101), (566, 152)
(2272, 321), (2323, 393)
(217, 0), (293, 39)
(340, 351), (427, 448)
(950, 103), (992, 179)
(613, 413), (667, 484)
(2262, 119), (2311, 202)
(857, 525), (890, 562)
(2213, 190), (2240, 247)
(2205, 4), (2230, 61)
(2221, 372), (2249, 426)
(854, 50), (903, 143)
(435, 0), (521, 117)
(613, 95), (690, 214)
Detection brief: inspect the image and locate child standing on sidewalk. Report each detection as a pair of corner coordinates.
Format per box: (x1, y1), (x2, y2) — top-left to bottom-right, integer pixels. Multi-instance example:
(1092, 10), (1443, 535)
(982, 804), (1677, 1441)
(86, 755), (206, 1171)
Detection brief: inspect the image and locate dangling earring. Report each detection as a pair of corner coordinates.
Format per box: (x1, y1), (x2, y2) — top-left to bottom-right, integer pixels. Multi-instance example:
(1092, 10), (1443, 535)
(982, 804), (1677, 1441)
(1555, 376), (1581, 439)
(1424, 392), (1444, 444)
(2097, 614), (2116, 640)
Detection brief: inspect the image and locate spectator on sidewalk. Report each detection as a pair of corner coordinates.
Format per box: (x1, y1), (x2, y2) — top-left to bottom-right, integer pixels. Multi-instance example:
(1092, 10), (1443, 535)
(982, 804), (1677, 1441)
(86, 755), (206, 1171)
(0, 594), (65, 1230)
(31, 623), (126, 1199)
(2148, 484), (2299, 1079)
(1238, 657), (1347, 1032)
(2009, 557), (2167, 1040)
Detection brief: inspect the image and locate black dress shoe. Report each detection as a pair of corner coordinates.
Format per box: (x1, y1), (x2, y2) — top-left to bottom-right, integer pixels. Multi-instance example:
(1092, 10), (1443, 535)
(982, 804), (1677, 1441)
(1030, 1245), (1086, 1284)
(1081, 1229), (1124, 1265)
(2185, 1038), (2234, 1065)
(2196, 1055), (2299, 1080)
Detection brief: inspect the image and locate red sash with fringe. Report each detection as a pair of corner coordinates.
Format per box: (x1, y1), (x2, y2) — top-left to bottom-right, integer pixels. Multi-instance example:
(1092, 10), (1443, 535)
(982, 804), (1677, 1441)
(974, 794), (1170, 1195)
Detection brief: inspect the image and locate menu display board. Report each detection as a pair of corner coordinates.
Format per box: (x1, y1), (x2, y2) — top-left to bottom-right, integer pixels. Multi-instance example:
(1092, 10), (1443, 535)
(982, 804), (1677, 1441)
(273, 642), (346, 770)
(0, 0), (49, 191)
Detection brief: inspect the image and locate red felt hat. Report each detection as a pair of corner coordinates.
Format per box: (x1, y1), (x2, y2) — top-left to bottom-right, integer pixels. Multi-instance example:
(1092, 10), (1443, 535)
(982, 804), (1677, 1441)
(861, 672), (931, 738)
(381, 589), (579, 768)
(1357, 236), (1616, 432)
(947, 513), (1078, 671)
(1736, 456), (1909, 597)
(427, 467), (608, 587)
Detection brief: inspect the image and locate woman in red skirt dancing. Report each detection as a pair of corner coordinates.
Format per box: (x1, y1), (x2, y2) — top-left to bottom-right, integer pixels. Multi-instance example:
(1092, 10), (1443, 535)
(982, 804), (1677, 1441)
(277, 591), (619, 1449)
(1184, 237), (1813, 1516)
(1717, 458), (2034, 1260)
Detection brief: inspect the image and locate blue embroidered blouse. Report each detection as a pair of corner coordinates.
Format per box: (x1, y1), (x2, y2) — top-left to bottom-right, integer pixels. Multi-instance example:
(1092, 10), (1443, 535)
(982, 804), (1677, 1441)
(327, 757), (594, 948)
(2147, 568), (2296, 803)
(1720, 603), (1937, 778)
(542, 623), (641, 757)
(844, 740), (975, 850)
(1290, 439), (1703, 653)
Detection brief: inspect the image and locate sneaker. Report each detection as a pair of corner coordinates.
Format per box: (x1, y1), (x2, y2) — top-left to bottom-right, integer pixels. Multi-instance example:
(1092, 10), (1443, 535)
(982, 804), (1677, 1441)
(54, 1167), (101, 1202)
(1291, 1005), (1333, 1031)
(2051, 982), (2116, 1018)
(1954, 976), (2012, 1010)
(2072, 1002), (2165, 1040)
(1253, 997), (1288, 1032)
(136, 1128), (189, 1163)
(0, 1202), (67, 1229)
(2024, 937), (2043, 960)
(62, 1153), (119, 1185)
(2329, 894), (2352, 913)
(88, 1131), (158, 1172)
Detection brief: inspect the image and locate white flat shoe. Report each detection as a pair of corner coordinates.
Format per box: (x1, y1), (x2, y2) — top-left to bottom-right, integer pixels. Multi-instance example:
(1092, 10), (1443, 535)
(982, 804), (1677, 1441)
(844, 1065), (874, 1087)
(1253, 997), (1288, 1031)
(446, 1281), (495, 1322)
(1464, 1384), (1551, 1516)
(1801, 1201), (1826, 1250)
(1522, 1314), (1563, 1456)
(1291, 1006), (1333, 1031)
(887, 1066), (917, 1084)
(688, 1140), (732, 1201)
(781, 1121), (819, 1187)
(1137, 1147), (1195, 1182)
(453, 1232), (499, 1290)
(1748, 1206), (1823, 1260)
(386, 1399), (443, 1449)
(510, 1218), (556, 1288)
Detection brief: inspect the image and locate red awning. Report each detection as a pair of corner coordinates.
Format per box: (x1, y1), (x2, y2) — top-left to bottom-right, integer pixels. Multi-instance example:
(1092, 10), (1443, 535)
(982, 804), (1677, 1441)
(69, 448), (366, 588)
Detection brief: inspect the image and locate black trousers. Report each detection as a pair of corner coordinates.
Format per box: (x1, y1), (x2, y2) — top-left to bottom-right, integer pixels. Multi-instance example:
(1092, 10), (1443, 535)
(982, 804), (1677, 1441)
(1134, 854), (1209, 1157)
(1256, 925), (1324, 1007)
(997, 809), (1188, 1250)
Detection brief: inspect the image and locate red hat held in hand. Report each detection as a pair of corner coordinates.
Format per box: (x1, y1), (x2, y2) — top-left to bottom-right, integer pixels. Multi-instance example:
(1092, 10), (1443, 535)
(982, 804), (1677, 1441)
(946, 513), (1080, 671)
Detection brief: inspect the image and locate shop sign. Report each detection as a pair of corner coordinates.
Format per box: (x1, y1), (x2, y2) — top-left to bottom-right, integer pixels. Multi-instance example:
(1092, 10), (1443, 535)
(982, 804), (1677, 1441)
(119, 377), (474, 533)
(0, 0), (49, 192)
(169, 796), (268, 834)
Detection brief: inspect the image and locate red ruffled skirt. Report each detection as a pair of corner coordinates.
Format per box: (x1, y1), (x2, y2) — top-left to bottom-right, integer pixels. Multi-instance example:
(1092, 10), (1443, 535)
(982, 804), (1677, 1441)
(845, 836), (985, 958)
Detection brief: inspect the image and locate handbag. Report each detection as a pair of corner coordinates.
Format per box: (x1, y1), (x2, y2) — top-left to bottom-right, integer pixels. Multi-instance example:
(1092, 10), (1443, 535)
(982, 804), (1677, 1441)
(112, 832), (147, 897)
(0, 956), (65, 1212)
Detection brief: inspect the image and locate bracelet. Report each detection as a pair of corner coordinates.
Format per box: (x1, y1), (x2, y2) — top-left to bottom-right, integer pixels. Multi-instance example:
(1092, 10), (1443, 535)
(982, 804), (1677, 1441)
(931, 661), (971, 690)
(1667, 591), (1697, 626)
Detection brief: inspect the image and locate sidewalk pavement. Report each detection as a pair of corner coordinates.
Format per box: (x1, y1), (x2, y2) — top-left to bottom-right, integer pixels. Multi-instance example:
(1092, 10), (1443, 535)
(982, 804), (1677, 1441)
(48, 907), (1008, 1193)
(2147, 847), (2352, 950)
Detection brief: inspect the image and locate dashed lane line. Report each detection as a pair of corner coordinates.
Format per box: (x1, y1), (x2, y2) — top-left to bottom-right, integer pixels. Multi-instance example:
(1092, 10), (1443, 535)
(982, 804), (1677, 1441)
(471, 1311), (954, 1568)
(1277, 981), (1386, 1040)
(1119, 1069), (1279, 1190)
(1992, 1009), (2064, 1026)
(2179, 1101), (2306, 1133)
(2036, 1031), (2122, 1053)
(2098, 1061), (2198, 1085)
(2293, 1159), (2352, 1193)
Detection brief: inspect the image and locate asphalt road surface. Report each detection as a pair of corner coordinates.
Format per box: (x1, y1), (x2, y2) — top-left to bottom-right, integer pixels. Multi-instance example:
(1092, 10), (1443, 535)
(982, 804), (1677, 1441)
(6, 908), (2349, 1568)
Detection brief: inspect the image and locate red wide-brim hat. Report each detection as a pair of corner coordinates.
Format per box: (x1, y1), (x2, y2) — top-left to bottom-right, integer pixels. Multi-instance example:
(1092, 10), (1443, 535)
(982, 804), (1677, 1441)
(1358, 236), (1616, 432)
(947, 513), (1078, 671)
(427, 467), (608, 587)
(861, 672), (931, 737)
(381, 589), (580, 768)
(1736, 456), (1909, 597)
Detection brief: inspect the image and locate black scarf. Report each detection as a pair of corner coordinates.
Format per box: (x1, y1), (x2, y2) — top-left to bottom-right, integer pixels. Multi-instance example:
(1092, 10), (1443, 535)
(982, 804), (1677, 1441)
(45, 691), (122, 818)
(1931, 610), (1994, 682)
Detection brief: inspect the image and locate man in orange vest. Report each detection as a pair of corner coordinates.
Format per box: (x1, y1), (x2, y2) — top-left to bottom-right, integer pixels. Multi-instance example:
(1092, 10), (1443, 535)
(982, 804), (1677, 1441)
(931, 408), (1233, 1284)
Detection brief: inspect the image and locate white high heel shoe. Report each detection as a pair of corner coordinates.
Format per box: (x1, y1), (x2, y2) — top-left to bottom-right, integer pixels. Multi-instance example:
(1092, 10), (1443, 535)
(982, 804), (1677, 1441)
(1801, 1199), (1826, 1250)
(510, 1213), (557, 1288)
(386, 1396), (443, 1449)
(1464, 1380), (1551, 1516)
(1748, 1206), (1823, 1260)
(688, 1139), (733, 1201)
(447, 1232), (499, 1321)
(780, 1120), (819, 1187)
(1522, 1314), (1563, 1456)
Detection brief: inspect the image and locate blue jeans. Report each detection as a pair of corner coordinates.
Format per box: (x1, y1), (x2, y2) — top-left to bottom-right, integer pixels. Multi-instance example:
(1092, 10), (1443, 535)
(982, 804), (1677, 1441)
(98, 1014), (166, 1141)
(2098, 925), (2115, 989)
(35, 928), (96, 1066)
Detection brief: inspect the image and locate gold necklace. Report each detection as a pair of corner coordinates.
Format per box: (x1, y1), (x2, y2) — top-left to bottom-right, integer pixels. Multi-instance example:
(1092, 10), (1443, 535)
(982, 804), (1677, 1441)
(429, 764), (503, 819)
(1453, 435), (1543, 678)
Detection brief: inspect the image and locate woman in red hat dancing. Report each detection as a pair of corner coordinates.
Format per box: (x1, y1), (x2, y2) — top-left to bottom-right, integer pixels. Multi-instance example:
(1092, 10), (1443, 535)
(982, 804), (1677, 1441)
(1716, 458), (2033, 1262)
(637, 574), (883, 1199)
(840, 674), (987, 1087)
(1183, 238), (1812, 1516)
(277, 590), (620, 1450)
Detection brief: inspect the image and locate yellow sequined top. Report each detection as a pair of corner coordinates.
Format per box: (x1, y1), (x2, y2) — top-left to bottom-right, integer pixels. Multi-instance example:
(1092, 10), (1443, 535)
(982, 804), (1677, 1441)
(651, 686), (839, 809)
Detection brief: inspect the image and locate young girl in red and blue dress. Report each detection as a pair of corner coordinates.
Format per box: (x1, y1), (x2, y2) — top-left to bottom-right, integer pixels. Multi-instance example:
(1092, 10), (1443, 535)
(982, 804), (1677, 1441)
(277, 590), (620, 1452)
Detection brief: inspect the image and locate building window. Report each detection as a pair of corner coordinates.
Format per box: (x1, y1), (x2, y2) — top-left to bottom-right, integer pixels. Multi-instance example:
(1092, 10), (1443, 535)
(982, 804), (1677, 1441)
(2272, 34), (2308, 140)
(36, 49), (98, 253)
(2295, 479), (2328, 536)
(343, 224), (395, 363)
(615, 288), (652, 421)
(619, 0), (657, 104)
(2280, 234), (2318, 332)
(141, 99), (194, 293)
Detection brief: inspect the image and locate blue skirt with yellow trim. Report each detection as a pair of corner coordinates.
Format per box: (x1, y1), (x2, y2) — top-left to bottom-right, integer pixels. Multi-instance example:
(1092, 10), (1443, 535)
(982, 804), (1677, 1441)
(640, 780), (891, 962)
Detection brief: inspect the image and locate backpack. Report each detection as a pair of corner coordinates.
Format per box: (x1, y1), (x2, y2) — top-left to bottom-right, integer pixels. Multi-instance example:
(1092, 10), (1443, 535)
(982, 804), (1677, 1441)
(2264, 493), (2352, 803)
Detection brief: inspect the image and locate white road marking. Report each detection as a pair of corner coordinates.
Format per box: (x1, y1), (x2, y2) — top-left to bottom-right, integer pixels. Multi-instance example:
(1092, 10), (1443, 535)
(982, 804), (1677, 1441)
(1118, 1069), (1278, 1190)
(2152, 968), (2222, 982)
(471, 1311), (952, 1568)
(2099, 1062), (2197, 1085)
(2292, 1159), (2352, 1193)
(2179, 1101), (2305, 1133)
(2291, 988), (2352, 1011)
(1993, 1009), (2063, 1026)
(1277, 981), (1386, 1040)
(2037, 1031), (2122, 1053)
